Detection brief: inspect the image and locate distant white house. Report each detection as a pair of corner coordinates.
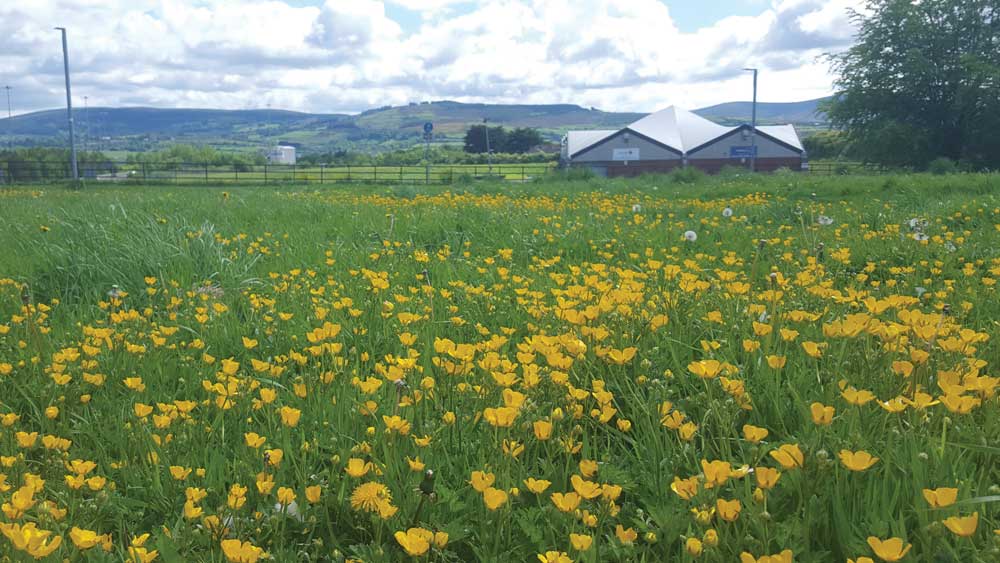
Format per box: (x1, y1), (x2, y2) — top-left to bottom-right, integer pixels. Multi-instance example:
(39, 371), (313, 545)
(267, 145), (296, 165)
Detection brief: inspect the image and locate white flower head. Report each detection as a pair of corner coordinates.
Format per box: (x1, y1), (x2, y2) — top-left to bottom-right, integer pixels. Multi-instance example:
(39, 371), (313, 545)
(722, 206), (733, 218)
(632, 203), (642, 213)
(913, 233), (929, 241)
(276, 500), (303, 522)
(915, 287), (927, 297)
(683, 230), (698, 242)
(817, 215), (834, 226)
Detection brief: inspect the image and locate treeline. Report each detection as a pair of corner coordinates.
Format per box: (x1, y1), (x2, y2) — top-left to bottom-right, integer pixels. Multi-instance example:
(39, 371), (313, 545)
(0, 148), (116, 182)
(124, 145), (266, 170)
(463, 126), (544, 154)
(297, 145), (556, 166)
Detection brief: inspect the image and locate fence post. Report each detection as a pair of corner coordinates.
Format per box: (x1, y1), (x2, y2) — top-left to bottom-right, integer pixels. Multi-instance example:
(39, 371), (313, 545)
(320, 164), (325, 184)
(347, 165), (351, 182)
(264, 164), (268, 184)
(374, 166), (377, 183)
(400, 166), (403, 184)
(204, 162), (208, 183)
(522, 166), (525, 183)
(234, 164), (239, 182)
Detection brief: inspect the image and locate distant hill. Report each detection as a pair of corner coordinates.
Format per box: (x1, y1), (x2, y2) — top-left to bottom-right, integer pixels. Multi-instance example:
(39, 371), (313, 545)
(2, 99), (829, 154)
(694, 97), (830, 125)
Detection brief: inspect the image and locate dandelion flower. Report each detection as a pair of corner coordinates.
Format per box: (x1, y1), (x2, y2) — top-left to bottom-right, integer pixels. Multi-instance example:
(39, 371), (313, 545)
(350, 482), (393, 515)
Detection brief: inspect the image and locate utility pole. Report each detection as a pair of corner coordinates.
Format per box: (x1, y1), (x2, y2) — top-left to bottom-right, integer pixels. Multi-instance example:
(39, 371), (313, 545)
(56, 27), (78, 181)
(483, 118), (493, 175)
(4, 86), (11, 151)
(83, 95), (89, 154)
(743, 67), (758, 172)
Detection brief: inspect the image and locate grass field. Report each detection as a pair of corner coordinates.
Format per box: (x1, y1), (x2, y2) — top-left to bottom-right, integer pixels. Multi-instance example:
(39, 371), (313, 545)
(1, 173), (999, 562)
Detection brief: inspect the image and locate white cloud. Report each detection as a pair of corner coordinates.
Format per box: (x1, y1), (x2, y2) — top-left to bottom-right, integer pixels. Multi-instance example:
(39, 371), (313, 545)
(0, 0), (863, 115)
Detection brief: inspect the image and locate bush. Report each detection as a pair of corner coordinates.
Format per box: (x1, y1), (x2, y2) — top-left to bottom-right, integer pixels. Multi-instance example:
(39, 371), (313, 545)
(927, 157), (958, 175)
(716, 165), (749, 179)
(564, 167), (596, 181)
(670, 167), (706, 185)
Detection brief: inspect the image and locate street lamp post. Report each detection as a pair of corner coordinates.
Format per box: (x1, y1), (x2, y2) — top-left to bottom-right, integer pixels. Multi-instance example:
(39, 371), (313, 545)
(4, 86), (11, 151)
(743, 68), (758, 172)
(55, 27), (79, 181)
(83, 95), (89, 154)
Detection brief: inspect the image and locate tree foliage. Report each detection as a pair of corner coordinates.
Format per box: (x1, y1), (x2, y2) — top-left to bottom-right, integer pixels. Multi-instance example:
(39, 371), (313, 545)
(463, 125), (543, 154)
(0, 148), (114, 182)
(802, 131), (855, 160)
(827, 0), (1000, 169)
(124, 144), (265, 170)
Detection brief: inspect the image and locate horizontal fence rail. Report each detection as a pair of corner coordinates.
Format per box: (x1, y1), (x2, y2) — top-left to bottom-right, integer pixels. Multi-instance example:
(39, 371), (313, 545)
(0, 161), (557, 185)
(0, 160), (888, 185)
(806, 161), (888, 175)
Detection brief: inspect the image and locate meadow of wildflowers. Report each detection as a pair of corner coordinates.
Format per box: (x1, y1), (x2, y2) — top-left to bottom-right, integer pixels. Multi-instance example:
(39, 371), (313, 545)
(0, 174), (998, 562)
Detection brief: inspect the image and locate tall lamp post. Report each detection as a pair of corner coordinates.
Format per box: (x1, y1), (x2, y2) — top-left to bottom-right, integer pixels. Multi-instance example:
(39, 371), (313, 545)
(4, 86), (11, 151)
(56, 27), (79, 181)
(742, 68), (758, 172)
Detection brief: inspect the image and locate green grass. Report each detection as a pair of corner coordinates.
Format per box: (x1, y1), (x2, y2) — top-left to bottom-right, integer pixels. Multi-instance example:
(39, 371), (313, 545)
(0, 172), (998, 562)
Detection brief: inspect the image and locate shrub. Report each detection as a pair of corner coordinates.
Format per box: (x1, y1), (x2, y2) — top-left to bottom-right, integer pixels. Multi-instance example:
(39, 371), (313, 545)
(716, 165), (749, 179)
(670, 167), (706, 185)
(927, 157), (957, 175)
(564, 167), (596, 181)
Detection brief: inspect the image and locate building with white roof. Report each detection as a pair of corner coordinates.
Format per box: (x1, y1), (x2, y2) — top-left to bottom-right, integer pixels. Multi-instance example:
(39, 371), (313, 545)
(267, 145), (297, 165)
(561, 106), (806, 176)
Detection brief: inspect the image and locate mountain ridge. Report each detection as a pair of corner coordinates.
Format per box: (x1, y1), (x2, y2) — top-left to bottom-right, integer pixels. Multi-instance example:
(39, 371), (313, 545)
(2, 98), (830, 153)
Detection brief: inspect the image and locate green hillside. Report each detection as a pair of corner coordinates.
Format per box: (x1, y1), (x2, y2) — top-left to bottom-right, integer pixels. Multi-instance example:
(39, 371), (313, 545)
(695, 97), (830, 125)
(2, 99), (828, 155)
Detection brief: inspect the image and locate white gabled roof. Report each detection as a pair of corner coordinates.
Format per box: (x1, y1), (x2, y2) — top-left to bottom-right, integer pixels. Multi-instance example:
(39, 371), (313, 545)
(567, 130), (616, 156)
(628, 106), (730, 153)
(757, 125), (803, 151)
(569, 105), (803, 157)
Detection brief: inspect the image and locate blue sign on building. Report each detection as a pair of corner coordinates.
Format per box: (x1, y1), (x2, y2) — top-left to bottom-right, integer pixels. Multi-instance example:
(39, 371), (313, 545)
(730, 146), (757, 158)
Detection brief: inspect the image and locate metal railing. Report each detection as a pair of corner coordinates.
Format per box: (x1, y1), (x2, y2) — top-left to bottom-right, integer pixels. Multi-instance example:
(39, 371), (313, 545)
(0, 161), (557, 185)
(806, 161), (888, 175)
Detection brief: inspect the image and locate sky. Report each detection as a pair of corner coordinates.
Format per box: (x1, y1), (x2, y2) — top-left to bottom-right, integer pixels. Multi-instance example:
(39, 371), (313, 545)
(0, 0), (862, 116)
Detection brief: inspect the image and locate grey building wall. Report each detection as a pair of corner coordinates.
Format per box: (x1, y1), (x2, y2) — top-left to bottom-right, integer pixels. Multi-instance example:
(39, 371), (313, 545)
(571, 131), (681, 163)
(688, 130), (800, 160)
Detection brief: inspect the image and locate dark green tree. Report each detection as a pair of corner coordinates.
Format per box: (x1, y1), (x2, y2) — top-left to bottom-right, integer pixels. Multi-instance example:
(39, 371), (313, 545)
(504, 128), (544, 153)
(463, 125), (508, 154)
(827, 0), (1000, 169)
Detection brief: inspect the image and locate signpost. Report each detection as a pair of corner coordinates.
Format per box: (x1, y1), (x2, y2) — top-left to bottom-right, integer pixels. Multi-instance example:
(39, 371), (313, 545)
(423, 122), (433, 185)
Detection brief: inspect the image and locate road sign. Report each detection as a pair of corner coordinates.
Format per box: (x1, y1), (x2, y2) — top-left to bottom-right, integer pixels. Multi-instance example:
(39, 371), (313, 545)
(424, 122), (433, 134)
